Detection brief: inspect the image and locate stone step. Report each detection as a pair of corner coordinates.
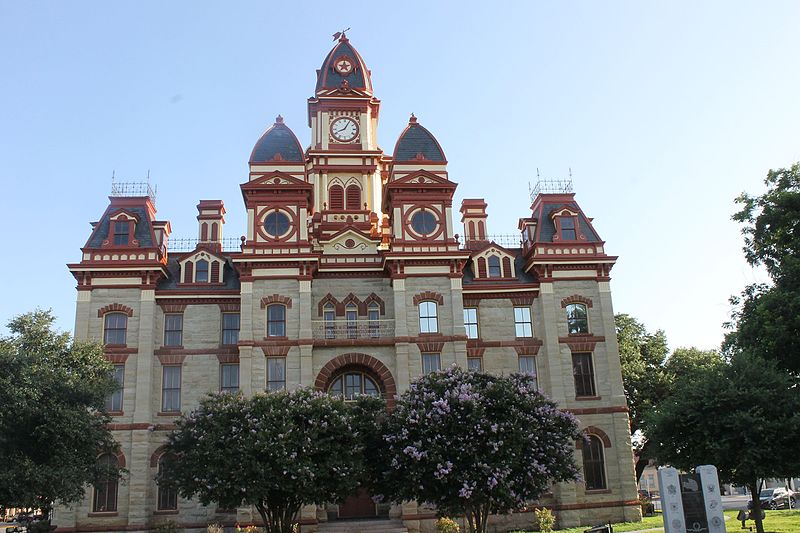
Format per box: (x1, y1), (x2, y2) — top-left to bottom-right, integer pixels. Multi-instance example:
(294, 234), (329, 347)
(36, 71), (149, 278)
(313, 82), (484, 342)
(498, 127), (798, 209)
(316, 518), (408, 533)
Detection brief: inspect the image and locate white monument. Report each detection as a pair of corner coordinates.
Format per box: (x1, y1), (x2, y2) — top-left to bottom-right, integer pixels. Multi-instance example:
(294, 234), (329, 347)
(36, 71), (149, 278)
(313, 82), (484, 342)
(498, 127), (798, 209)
(658, 465), (726, 533)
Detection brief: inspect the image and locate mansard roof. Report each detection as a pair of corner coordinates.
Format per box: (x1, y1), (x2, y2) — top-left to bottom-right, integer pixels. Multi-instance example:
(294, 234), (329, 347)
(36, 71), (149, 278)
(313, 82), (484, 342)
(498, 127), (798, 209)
(533, 199), (601, 243)
(392, 115), (446, 163)
(249, 116), (304, 163)
(315, 35), (373, 95)
(86, 205), (154, 248)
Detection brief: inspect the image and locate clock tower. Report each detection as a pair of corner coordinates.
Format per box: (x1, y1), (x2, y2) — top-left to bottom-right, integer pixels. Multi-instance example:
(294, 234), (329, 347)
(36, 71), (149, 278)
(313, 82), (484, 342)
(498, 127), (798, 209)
(307, 33), (384, 236)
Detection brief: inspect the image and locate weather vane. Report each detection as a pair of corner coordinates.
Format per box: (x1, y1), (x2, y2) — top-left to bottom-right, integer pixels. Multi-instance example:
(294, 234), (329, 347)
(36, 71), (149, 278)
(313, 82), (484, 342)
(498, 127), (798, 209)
(332, 27), (351, 41)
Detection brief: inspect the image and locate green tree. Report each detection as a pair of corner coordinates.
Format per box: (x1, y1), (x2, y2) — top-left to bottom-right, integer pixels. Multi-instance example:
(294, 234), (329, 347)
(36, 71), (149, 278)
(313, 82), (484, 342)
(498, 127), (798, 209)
(160, 389), (378, 533)
(646, 351), (800, 533)
(727, 162), (800, 374)
(380, 366), (582, 533)
(0, 310), (121, 525)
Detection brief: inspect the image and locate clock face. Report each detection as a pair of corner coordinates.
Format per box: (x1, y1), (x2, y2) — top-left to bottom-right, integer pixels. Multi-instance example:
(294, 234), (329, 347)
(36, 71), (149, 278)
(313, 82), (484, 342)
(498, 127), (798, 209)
(330, 117), (359, 142)
(334, 56), (354, 75)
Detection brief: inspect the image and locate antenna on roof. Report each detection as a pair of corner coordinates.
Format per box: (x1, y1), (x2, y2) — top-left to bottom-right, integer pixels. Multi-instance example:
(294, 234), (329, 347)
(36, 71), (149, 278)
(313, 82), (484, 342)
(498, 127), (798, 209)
(536, 168), (540, 179)
(111, 170), (115, 183)
(146, 169), (150, 182)
(569, 167), (573, 179)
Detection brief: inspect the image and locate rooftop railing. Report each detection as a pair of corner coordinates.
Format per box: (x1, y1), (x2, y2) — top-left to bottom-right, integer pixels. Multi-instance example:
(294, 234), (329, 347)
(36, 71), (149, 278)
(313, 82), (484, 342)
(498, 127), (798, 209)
(167, 237), (243, 252)
(111, 180), (157, 205)
(461, 234), (523, 249)
(530, 178), (573, 201)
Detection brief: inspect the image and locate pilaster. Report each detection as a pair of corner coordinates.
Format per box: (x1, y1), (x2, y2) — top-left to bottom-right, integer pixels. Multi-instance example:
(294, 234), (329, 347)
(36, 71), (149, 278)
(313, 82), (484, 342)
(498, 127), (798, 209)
(74, 290), (92, 341)
(133, 289), (155, 423)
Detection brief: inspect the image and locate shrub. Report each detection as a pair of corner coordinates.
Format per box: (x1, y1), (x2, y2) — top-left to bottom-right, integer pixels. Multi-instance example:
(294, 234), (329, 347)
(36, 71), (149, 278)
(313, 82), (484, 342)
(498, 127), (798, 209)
(535, 508), (555, 533)
(154, 521), (182, 533)
(436, 517), (461, 533)
(207, 524), (224, 533)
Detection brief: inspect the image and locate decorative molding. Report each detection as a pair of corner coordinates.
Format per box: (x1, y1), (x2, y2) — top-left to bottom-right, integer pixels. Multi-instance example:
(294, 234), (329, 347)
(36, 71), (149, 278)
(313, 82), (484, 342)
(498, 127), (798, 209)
(510, 296), (535, 306)
(416, 340), (445, 352)
(561, 295), (594, 308)
(412, 291), (444, 306)
(158, 303), (187, 313)
(466, 346), (485, 357)
(261, 345), (290, 357)
(216, 353), (240, 363)
(260, 294), (293, 309)
(149, 445), (170, 467)
(576, 426), (612, 449)
(217, 302), (240, 312)
(97, 303), (134, 318)
(565, 405), (628, 415)
(156, 354), (186, 365)
(559, 335), (605, 351)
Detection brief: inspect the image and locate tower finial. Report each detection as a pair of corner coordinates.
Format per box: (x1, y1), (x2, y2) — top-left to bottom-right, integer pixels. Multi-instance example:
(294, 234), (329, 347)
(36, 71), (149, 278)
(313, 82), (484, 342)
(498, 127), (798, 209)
(332, 27), (351, 42)
(409, 113), (417, 124)
(275, 114), (284, 124)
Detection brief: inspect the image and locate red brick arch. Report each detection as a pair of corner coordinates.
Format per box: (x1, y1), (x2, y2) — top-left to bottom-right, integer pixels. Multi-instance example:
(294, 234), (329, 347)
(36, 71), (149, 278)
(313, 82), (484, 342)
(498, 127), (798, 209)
(97, 303), (134, 318)
(576, 426), (612, 449)
(150, 445), (170, 468)
(412, 291), (444, 306)
(97, 449), (126, 468)
(315, 353), (397, 408)
(561, 295), (593, 308)
(260, 294), (293, 309)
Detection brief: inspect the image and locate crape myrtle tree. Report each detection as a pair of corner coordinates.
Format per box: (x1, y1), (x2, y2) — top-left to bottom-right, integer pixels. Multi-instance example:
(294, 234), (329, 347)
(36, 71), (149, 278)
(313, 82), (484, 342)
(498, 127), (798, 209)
(160, 388), (381, 533)
(380, 366), (582, 533)
(646, 351), (800, 533)
(0, 310), (121, 526)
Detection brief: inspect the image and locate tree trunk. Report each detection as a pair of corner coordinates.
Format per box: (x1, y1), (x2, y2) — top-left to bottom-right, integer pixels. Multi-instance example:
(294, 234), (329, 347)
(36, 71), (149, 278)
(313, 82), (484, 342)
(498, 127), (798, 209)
(255, 501), (300, 533)
(748, 481), (765, 533)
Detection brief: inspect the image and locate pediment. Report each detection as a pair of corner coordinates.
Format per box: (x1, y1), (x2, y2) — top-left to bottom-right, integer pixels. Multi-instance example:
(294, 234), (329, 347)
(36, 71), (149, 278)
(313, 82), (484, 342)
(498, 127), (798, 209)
(244, 172), (312, 189)
(550, 205), (580, 218)
(176, 247), (226, 265)
(390, 170), (450, 186)
(318, 227), (380, 255)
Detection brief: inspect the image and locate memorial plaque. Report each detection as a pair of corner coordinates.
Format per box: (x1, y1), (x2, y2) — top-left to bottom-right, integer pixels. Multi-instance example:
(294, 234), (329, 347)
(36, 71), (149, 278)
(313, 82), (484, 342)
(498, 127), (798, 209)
(680, 473), (709, 533)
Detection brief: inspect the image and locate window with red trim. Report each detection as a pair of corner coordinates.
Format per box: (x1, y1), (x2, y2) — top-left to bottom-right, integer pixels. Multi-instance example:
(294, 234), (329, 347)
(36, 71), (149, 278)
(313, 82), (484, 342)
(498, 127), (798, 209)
(560, 216), (577, 240)
(113, 221), (129, 245)
(329, 185), (344, 210)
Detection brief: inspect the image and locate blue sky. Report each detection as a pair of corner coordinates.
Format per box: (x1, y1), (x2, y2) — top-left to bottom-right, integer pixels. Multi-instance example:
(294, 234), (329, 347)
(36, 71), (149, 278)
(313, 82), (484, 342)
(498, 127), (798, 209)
(1, 1), (799, 351)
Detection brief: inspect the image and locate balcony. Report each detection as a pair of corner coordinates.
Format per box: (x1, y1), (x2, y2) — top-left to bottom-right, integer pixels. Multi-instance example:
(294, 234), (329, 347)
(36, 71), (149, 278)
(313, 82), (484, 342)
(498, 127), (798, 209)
(311, 319), (394, 340)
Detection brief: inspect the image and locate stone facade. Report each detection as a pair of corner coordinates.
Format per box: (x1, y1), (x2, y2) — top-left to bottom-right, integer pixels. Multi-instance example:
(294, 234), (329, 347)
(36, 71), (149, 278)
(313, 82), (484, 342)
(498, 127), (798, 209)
(59, 34), (639, 533)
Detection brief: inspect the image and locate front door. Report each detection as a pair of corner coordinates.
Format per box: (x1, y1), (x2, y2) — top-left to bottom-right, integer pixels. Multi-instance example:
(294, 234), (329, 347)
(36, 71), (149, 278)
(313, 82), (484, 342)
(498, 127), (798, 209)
(338, 488), (377, 519)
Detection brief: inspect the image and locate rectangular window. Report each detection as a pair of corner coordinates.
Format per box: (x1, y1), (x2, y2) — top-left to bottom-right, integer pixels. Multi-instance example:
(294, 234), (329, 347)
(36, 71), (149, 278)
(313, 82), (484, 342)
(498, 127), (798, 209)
(164, 314), (183, 346)
(346, 306), (358, 339)
(514, 307), (533, 338)
(572, 352), (597, 397)
(368, 306), (380, 338)
(419, 301), (438, 333)
(324, 306), (336, 339)
(157, 456), (178, 510)
(267, 305), (286, 337)
(220, 364), (240, 393)
(161, 366), (181, 412)
(103, 313), (127, 345)
(518, 355), (538, 389)
(113, 221), (129, 246)
(422, 353), (441, 375)
(463, 308), (479, 339)
(195, 260), (209, 283)
(467, 357), (482, 371)
(561, 217), (576, 240)
(221, 313), (240, 345)
(267, 357), (286, 391)
(105, 364), (124, 412)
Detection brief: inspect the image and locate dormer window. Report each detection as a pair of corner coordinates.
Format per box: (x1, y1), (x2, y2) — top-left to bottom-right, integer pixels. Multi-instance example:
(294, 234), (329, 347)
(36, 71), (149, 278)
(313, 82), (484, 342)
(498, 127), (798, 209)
(113, 221), (130, 245)
(488, 255), (502, 278)
(560, 216), (576, 240)
(195, 260), (209, 283)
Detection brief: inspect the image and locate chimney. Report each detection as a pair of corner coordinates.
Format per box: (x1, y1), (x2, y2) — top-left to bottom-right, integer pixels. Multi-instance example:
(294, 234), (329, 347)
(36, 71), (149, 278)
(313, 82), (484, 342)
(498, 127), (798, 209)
(460, 199), (488, 249)
(197, 200), (225, 252)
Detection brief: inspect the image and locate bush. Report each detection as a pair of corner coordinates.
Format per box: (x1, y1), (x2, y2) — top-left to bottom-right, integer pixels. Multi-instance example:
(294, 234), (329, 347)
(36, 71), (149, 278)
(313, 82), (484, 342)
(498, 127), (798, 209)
(207, 524), (224, 533)
(436, 517), (461, 533)
(154, 521), (182, 533)
(535, 508), (555, 533)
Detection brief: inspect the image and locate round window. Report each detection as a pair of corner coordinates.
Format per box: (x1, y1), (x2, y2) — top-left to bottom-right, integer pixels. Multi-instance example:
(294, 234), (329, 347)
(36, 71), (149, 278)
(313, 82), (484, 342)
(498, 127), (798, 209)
(263, 211), (290, 237)
(410, 209), (437, 236)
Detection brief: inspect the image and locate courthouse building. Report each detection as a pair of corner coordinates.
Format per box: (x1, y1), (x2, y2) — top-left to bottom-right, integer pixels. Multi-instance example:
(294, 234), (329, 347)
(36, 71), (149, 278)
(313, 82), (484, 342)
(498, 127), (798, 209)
(60, 35), (639, 533)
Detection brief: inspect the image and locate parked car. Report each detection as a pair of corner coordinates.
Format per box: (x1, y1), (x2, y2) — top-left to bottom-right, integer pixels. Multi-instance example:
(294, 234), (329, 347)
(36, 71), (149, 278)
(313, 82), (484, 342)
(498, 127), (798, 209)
(747, 487), (797, 510)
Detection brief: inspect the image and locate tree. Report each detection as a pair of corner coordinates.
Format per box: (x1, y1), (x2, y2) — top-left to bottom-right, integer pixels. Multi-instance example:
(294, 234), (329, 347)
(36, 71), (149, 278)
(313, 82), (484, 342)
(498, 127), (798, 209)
(615, 314), (670, 479)
(646, 351), (800, 533)
(380, 366), (582, 533)
(727, 162), (800, 374)
(0, 310), (121, 525)
(160, 389), (377, 533)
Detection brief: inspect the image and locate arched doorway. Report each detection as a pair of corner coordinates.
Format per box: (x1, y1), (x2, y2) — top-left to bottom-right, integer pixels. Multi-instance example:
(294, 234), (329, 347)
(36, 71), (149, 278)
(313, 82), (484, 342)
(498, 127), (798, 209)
(315, 354), (396, 519)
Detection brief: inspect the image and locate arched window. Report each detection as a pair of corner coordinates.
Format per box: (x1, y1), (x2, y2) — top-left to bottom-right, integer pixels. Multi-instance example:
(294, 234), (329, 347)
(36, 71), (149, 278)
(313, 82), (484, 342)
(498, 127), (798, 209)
(346, 304), (358, 339)
(582, 435), (607, 490)
(368, 302), (380, 338)
(103, 312), (127, 345)
(328, 371), (380, 400)
(329, 185), (344, 210)
(323, 303), (336, 339)
(566, 303), (589, 334)
(419, 301), (438, 333)
(267, 304), (286, 337)
(195, 259), (209, 283)
(157, 454), (178, 511)
(345, 184), (361, 210)
(93, 453), (119, 512)
(487, 255), (502, 278)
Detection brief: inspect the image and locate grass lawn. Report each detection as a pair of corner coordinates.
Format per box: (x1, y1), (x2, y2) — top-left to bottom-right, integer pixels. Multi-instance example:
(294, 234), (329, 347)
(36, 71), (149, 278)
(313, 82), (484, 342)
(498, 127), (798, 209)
(513, 510), (800, 533)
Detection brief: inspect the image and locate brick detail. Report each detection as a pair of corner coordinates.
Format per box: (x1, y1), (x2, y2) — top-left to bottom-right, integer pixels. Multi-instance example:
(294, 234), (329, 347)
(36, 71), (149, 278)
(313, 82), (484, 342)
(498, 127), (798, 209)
(216, 353), (240, 363)
(317, 293), (339, 316)
(560, 295), (594, 308)
(467, 346), (485, 357)
(261, 345), (290, 357)
(315, 353), (397, 408)
(416, 340), (445, 352)
(156, 354), (186, 365)
(510, 296), (535, 306)
(158, 303), (187, 313)
(412, 291), (444, 306)
(363, 293), (386, 315)
(218, 302), (240, 312)
(105, 353), (130, 364)
(576, 426), (612, 449)
(260, 294), (293, 309)
(97, 304), (134, 318)
(514, 345), (541, 356)
(559, 335), (605, 351)
(149, 445), (169, 468)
